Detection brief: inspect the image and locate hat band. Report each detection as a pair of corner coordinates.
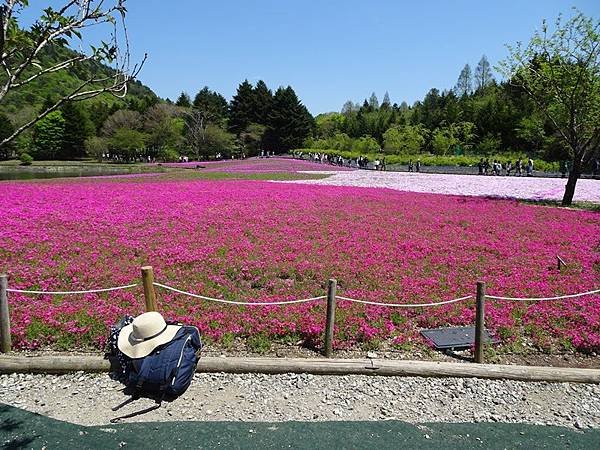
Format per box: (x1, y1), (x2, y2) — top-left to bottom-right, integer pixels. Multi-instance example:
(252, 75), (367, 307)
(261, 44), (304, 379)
(130, 324), (168, 343)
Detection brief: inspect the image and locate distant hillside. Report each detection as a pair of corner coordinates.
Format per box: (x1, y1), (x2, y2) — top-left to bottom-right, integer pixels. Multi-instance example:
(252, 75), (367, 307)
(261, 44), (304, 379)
(0, 42), (159, 126)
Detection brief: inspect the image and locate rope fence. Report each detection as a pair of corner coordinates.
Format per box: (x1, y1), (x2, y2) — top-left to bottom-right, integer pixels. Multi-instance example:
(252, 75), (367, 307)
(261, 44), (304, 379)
(486, 289), (600, 302)
(153, 282), (326, 306)
(6, 283), (139, 295)
(0, 266), (599, 361)
(336, 295), (473, 307)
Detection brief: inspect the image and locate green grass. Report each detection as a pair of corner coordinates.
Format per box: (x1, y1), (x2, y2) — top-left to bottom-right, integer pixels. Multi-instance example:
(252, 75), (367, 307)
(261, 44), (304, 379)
(519, 199), (600, 212)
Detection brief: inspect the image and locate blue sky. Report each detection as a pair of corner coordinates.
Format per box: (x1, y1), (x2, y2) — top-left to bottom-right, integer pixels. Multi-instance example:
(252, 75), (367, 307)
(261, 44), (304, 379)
(22, 1), (600, 114)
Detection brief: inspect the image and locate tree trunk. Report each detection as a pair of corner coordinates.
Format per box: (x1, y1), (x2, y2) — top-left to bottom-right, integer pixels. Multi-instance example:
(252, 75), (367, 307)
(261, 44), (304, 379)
(561, 158), (582, 206)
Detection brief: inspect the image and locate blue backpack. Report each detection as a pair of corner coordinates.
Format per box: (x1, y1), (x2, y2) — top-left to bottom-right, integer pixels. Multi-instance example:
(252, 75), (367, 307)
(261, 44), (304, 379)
(128, 326), (202, 397)
(111, 325), (202, 422)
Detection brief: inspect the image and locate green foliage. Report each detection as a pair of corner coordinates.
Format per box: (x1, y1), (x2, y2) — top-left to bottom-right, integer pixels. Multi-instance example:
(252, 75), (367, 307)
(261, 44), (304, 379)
(264, 86), (314, 153)
(499, 9), (600, 204)
(352, 135), (380, 153)
(33, 110), (65, 159)
(84, 136), (109, 161)
(295, 148), (560, 171)
(176, 92), (191, 108)
(195, 124), (237, 159)
(383, 125), (426, 154)
(239, 123), (266, 156)
(158, 147), (180, 162)
(193, 86), (228, 123)
(247, 333), (272, 354)
(0, 113), (16, 159)
(108, 128), (147, 161)
(60, 102), (94, 159)
(228, 80), (258, 135)
(19, 152), (33, 165)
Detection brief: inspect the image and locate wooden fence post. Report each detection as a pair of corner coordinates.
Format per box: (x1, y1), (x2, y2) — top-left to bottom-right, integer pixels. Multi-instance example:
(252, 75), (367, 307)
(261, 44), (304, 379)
(474, 281), (486, 364)
(0, 274), (12, 353)
(141, 266), (157, 312)
(324, 279), (337, 358)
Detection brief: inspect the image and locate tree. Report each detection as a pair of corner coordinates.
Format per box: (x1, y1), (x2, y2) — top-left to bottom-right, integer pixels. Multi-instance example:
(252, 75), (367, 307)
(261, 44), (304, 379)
(190, 123), (236, 159)
(108, 128), (146, 161)
(368, 92), (379, 110)
(383, 125), (426, 154)
(0, 0), (146, 146)
(341, 100), (358, 115)
(33, 110), (65, 159)
(474, 55), (494, 91)
(101, 110), (142, 136)
(176, 92), (192, 107)
(143, 104), (184, 153)
(253, 80), (273, 124)
(381, 91), (391, 109)
(454, 64), (473, 97)
(264, 86), (313, 152)
(228, 80), (256, 135)
(193, 87), (227, 122)
(85, 136), (109, 161)
(239, 123), (266, 156)
(499, 10), (600, 205)
(60, 102), (94, 159)
(0, 113), (15, 159)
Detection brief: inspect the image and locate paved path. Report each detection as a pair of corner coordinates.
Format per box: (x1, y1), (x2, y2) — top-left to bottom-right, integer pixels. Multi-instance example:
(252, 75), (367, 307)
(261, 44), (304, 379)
(291, 170), (600, 203)
(1, 403), (599, 449)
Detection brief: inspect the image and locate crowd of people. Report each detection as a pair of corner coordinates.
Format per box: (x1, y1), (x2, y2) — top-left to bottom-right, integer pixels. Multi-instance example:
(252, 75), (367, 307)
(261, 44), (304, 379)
(293, 151), (389, 170)
(477, 157), (535, 177)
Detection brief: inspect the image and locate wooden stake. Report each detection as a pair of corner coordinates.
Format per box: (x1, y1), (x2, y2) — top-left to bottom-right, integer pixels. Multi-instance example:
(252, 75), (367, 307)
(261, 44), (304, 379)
(557, 255), (566, 271)
(474, 281), (486, 364)
(0, 275), (12, 353)
(324, 279), (337, 358)
(141, 266), (157, 312)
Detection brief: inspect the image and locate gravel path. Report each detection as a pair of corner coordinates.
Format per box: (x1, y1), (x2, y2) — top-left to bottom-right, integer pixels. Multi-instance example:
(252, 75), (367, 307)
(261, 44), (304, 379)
(289, 170), (600, 203)
(2, 371), (599, 428)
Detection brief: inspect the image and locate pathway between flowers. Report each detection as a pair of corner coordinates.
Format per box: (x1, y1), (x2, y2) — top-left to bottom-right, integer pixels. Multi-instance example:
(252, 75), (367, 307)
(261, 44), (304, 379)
(287, 170), (600, 203)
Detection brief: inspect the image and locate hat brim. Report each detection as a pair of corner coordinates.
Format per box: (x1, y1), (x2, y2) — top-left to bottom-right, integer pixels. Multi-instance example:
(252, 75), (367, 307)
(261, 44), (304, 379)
(117, 323), (182, 359)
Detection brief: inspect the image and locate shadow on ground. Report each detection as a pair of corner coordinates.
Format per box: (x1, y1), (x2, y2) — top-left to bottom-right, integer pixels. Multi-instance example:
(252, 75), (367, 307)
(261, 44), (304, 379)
(1, 403), (598, 449)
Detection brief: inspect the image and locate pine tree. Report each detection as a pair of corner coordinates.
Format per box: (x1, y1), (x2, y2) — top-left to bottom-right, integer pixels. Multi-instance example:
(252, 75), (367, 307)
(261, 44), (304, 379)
(228, 80), (256, 135)
(264, 86), (313, 152)
(33, 110), (65, 160)
(253, 80), (273, 125)
(475, 55), (494, 91)
(193, 87), (228, 122)
(176, 92), (191, 107)
(60, 102), (94, 159)
(381, 91), (391, 109)
(369, 92), (379, 110)
(454, 64), (473, 97)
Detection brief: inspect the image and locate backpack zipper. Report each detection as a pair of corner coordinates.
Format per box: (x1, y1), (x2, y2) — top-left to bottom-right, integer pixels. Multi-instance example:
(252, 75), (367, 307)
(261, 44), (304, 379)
(172, 335), (192, 386)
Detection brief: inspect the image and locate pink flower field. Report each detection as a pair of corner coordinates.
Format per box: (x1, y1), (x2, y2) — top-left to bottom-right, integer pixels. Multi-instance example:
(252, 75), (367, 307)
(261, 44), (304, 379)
(1, 177), (599, 353)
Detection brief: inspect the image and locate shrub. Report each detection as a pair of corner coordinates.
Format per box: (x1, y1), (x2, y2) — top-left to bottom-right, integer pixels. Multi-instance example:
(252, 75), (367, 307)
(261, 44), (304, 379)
(158, 147), (179, 162)
(19, 152), (33, 165)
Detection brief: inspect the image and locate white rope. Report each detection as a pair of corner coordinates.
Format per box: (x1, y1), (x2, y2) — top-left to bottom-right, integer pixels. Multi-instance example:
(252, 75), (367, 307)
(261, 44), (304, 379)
(486, 289), (600, 302)
(153, 282), (326, 305)
(335, 295), (473, 307)
(6, 283), (139, 295)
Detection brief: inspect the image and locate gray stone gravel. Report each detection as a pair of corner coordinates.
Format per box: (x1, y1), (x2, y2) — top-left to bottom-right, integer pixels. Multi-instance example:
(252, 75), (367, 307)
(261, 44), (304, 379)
(1, 371), (599, 428)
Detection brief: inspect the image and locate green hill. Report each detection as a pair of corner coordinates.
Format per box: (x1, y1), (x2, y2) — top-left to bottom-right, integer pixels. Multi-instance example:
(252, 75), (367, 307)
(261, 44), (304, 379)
(0, 42), (159, 127)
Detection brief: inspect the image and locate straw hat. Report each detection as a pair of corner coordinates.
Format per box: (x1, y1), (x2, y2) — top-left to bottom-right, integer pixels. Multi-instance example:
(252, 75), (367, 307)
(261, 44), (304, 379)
(117, 312), (181, 359)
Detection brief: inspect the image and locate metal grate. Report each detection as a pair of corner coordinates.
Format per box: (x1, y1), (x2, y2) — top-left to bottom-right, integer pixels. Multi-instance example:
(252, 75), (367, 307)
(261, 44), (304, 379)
(420, 326), (499, 350)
